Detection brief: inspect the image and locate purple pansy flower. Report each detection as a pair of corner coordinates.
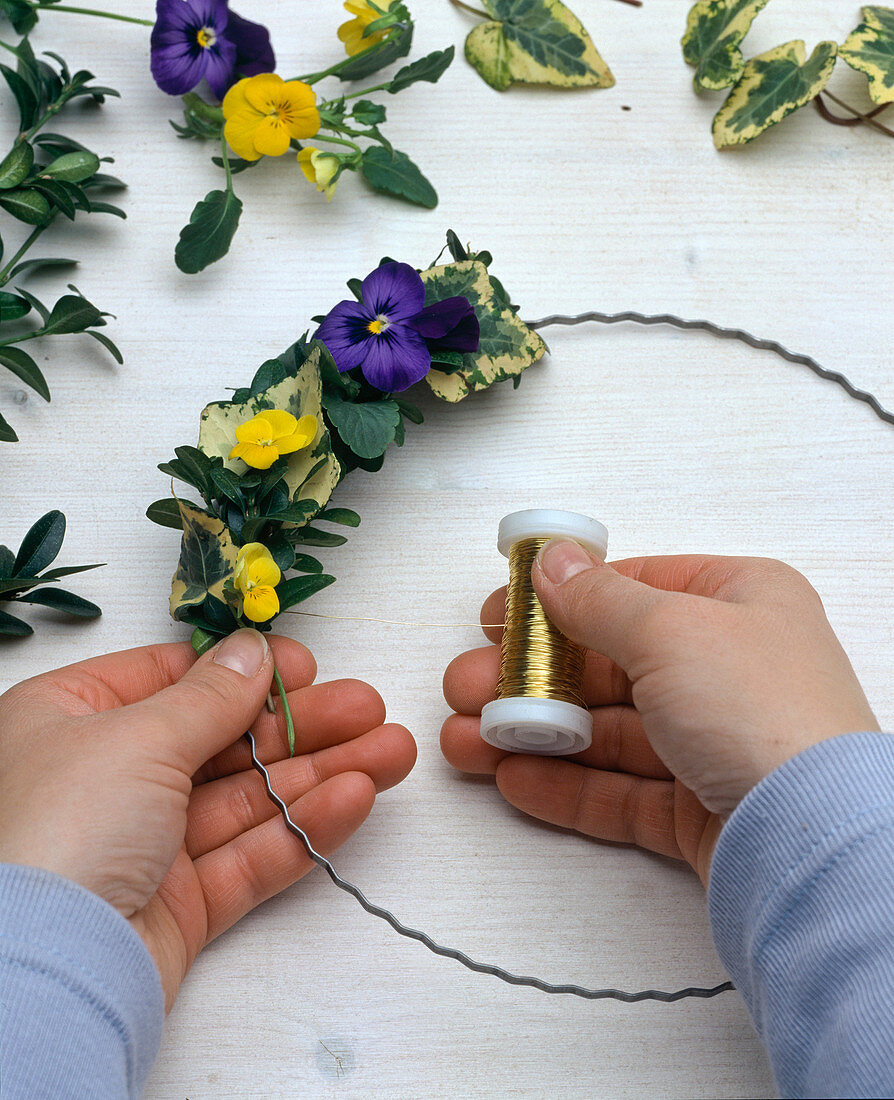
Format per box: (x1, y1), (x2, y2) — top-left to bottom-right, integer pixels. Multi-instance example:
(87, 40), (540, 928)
(315, 262), (479, 393)
(151, 0), (274, 101)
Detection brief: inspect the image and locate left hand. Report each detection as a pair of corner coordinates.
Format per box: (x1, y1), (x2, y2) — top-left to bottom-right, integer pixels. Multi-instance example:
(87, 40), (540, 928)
(0, 630), (417, 1010)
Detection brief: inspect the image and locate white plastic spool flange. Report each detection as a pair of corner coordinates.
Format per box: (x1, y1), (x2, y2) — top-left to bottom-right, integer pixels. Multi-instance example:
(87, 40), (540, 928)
(480, 510), (608, 756)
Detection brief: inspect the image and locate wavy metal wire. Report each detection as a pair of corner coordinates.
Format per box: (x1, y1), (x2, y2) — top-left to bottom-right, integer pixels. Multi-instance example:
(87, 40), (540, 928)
(248, 313), (890, 1004)
(526, 310), (894, 426)
(245, 730), (734, 1003)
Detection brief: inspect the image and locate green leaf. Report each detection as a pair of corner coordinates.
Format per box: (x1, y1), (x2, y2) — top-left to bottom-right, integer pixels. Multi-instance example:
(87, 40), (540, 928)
(0, 411), (18, 443)
(0, 140), (33, 190)
(174, 445), (215, 498)
(0, 607), (32, 636)
(0, 290), (30, 321)
(464, 0), (614, 92)
(16, 586), (101, 618)
(30, 178), (77, 220)
(265, 500), (320, 524)
(0, 346), (50, 401)
(360, 147), (437, 208)
(40, 292), (105, 334)
(39, 150), (100, 183)
(169, 500), (238, 621)
(83, 200), (126, 219)
(420, 259), (546, 402)
(0, 188), (52, 225)
(276, 573), (335, 611)
(175, 188), (243, 274)
(840, 5), (894, 105)
(0, 0), (38, 36)
(14, 286), (49, 322)
(351, 99), (386, 125)
(291, 527), (348, 548)
(198, 343), (340, 520)
(318, 507), (361, 527)
(209, 464), (244, 506)
(712, 40), (838, 148)
(0, 63), (38, 130)
(7, 256), (76, 278)
(322, 392), (401, 459)
(394, 396), (424, 423)
(681, 0), (770, 92)
(86, 329), (124, 364)
(13, 509), (65, 576)
(266, 532), (295, 572)
(146, 498), (186, 530)
(38, 562), (104, 583)
(292, 553), (324, 574)
(388, 46), (455, 93)
(337, 20), (414, 81)
(0, 545), (14, 578)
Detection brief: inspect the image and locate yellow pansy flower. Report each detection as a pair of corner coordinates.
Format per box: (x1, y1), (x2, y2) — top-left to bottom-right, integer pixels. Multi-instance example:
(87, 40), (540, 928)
(234, 543), (281, 623)
(222, 73), (320, 161)
(297, 147), (339, 201)
(229, 409), (318, 470)
(338, 1), (396, 57)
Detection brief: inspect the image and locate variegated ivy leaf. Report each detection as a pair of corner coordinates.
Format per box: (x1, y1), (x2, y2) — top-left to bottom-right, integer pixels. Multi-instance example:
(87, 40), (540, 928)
(170, 501), (238, 622)
(464, 0), (613, 92)
(712, 40), (838, 149)
(197, 343), (340, 521)
(681, 0), (769, 92)
(419, 260), (546, 402)
(840, 6), (894, 105)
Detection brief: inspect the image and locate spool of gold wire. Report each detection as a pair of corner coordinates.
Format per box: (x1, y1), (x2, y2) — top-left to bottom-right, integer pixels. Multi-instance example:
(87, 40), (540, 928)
(480, 510), (609, 755)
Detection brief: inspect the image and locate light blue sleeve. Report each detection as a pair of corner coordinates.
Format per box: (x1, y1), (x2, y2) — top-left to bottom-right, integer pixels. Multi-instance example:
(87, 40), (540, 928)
(0, 863), (164, 1099)
(708, 731), (894, 1099)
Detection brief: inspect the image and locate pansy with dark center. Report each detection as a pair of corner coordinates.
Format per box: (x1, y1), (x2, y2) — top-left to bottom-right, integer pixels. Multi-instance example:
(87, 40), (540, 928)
(315, 262), (479, 392)
(151, 0), (274, 100)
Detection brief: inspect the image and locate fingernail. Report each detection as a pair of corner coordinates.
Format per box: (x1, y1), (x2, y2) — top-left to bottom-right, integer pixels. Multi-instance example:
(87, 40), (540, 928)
(536, 539), (599, 586)
(212, 628), (269, 677)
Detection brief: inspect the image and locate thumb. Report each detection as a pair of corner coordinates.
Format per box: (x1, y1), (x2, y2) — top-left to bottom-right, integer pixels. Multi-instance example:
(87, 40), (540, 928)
(123, 628), (274, 772)
(532, 540), (667, 672)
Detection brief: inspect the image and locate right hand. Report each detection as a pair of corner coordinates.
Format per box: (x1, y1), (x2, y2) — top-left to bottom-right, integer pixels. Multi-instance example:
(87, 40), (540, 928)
(442, 545), (879, 883)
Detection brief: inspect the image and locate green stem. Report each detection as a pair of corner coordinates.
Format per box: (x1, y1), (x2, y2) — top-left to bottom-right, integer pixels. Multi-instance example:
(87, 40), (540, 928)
(325, 82), (392, 106)
(272, 665), (296, 756)
(219, 131), (234, 192)
(449, 0), (490, 19)
(0, 223), (48, 287)
(312, 133), (362, 153)
(24, 2), (153, 25)
(21, 94), (72, 142)
(821, 91), (894, 139)
(294, 57), (358, 85)
(0, 330), (42, 347)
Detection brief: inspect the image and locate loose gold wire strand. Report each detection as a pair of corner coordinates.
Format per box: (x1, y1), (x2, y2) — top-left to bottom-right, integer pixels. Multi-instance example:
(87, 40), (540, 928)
(497, 538), (586, 708)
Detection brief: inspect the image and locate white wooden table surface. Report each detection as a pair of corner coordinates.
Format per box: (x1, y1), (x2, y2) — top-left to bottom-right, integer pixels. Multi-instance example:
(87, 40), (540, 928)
(2, 2), (892, 1097)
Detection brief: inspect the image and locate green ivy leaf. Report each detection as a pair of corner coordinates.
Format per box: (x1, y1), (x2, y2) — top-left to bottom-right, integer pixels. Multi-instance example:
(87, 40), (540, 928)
(419, 259), (546, 402)
(276, 573), (335, 611)
(175, 188), (243, 274)
(388, 46), (455, 93)
(13, 509), (65, 576)
(0, 140), (33, 190)
(681, 0), (769, 92)
(712, 40), (838, 148)
(0, 188), (52, 225)
(0, 346), (49, 401)
(322, 391), (401, 459)
(360, 146), (437, 208)
(169, 500), (238, 621)
(840, 5), (894, 105)
(464, 0), (614, 92)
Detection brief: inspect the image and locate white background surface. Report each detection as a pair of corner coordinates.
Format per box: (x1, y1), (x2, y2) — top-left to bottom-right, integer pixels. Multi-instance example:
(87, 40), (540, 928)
(2, 1), (892, 1096)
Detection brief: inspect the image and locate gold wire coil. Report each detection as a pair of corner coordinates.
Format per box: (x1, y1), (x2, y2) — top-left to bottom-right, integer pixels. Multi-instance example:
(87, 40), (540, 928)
(495, 538), (586, 708)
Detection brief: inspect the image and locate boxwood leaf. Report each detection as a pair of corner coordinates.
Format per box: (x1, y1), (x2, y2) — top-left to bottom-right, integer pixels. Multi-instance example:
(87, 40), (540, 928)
(464, 0), (614, 92)
(276, 573), (335, 611)
(0, 411), (18, 443)
(360, 147), (437, 208)
(40, 292), (105, 334)
(420, 259), (546, 402)
(0, 290), (31, 321)
(209, 464), (244, 506)
(0, 607), (32, 636)
(7, 256), (77, 278)
(30, 178), (77, 220)
(712, 40), (838, 148)
(40, 150), (100, 183)
(0, 63), (38, 130)
(86, 329), (124, 363)
(0, 140), (33, 190)
(146, 498), (186, 530)
(388, 46), (455, 93)
(175, 188), (243, 274)
(840, 5), (894, 105)
(16, 587), (101, 618)
(13, 509), (65, 576)
(681, 0), (770, 92)
(0, 545), (14, 578)
(291, 526), (348, 547)
(0, 346), (50, 401)
(0, 188), (52, 225)
(38, 562), (104, 582)
(318, 507), (361, 527)
(292, 553), (324, 574)
(322, 391), (401, 459)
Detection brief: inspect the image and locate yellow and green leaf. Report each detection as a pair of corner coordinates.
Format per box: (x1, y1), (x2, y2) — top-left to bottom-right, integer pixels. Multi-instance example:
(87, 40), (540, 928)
(840, 6), (894, 105)
(420, 259), (546, 402)
(712, 40), (838, 149)
(464, 0), (613, 92)
(681, 0), (769, 92)
(197, 343), (340, 519)
(170, 500), (238, 621)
